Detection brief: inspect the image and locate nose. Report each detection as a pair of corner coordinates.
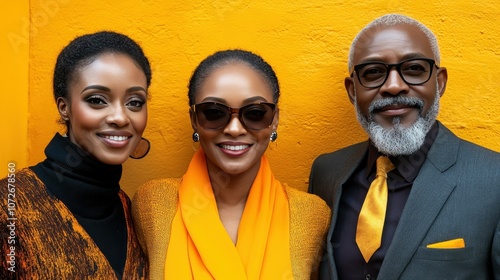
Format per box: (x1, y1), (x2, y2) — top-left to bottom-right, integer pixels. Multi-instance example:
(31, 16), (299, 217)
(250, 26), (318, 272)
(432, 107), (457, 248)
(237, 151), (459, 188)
(380, 68), (410, 95)
(223, 113), (247, 137)
(106, 104), (130, 127)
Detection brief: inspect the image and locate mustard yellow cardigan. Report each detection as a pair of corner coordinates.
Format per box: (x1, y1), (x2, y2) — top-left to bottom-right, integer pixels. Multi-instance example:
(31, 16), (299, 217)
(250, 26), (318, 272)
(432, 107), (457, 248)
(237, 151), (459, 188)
(132, 178), (331, 280)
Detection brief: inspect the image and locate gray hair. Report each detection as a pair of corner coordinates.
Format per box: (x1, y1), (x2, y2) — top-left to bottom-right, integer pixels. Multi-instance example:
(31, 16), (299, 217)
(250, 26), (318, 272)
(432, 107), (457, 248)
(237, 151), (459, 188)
(348, 14), (441, 72)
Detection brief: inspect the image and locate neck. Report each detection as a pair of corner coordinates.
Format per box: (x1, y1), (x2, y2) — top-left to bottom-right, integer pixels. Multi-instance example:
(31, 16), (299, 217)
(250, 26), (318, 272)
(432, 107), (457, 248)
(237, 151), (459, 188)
(31, 133), (122, 219)
(206, 160), (261, 245)
(207, 161), (261, 207)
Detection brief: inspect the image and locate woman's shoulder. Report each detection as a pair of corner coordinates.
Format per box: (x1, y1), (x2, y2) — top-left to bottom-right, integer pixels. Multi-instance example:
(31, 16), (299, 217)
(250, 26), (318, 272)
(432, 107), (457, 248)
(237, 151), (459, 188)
(132, 178), (180, 216)
(0, 168), (43, 198)
(135, 178), (181, 200)
(131, 178), (181, 270)
(1, 167), (37, 182)
(283, 184), (331, 236)
(283, 184), (331, 279)
(283, 184), (331, 217)
(0, 168), (42, 214)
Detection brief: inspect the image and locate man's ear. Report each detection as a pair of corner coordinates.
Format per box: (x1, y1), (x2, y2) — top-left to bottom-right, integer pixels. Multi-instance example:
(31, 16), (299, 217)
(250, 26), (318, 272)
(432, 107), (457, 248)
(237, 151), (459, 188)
(436, 67), (448, 98)
(57, 97), (70, 121)
(189, 108), (198, 132)
(345, 77), (356, 105)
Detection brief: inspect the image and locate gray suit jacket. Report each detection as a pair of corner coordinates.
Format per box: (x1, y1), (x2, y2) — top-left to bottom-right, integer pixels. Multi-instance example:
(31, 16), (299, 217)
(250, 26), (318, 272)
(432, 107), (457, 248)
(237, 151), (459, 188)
(309, 122), (500, 279)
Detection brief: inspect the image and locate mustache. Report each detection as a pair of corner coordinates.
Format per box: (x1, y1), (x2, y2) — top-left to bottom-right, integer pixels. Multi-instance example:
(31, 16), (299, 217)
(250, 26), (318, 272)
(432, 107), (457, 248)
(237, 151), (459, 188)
(369, 96), (424, 113)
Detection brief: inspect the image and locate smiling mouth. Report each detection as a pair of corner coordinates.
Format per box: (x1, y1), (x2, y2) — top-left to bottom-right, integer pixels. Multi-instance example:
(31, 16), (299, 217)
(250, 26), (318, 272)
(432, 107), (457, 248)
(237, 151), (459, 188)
(376, 104), (418, 112)
(369, 97), (424, 114)
(98, 134), (131, 141)
(219, 144), (250, 151)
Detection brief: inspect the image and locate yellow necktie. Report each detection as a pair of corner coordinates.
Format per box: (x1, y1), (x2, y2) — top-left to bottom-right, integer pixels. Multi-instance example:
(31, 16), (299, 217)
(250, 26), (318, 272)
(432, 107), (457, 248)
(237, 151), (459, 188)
(356, 156), (395, 263)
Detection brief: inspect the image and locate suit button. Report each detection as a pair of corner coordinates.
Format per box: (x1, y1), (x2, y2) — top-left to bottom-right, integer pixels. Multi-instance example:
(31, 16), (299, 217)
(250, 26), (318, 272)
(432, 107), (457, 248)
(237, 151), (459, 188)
(365, 274), (372, 280)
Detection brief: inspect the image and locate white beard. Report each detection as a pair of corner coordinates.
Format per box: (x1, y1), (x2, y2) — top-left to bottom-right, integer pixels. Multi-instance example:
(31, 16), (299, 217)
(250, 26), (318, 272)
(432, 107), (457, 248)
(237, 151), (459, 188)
(355, 90), (440, 156)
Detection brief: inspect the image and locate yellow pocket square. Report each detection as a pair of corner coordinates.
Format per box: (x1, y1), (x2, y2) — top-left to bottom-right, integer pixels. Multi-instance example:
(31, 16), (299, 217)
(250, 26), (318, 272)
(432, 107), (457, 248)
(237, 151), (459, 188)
(426, 238), (465, 249)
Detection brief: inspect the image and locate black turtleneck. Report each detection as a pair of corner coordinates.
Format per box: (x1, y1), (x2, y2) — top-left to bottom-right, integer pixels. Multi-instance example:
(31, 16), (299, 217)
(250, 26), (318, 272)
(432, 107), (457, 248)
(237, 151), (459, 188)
(31, 133), (127, 278)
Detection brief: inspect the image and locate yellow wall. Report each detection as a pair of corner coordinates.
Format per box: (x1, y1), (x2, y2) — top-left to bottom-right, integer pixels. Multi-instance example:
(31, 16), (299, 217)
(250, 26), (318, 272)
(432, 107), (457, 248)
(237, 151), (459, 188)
(0, 3), (29, 178)
(10, 0), (500, 196)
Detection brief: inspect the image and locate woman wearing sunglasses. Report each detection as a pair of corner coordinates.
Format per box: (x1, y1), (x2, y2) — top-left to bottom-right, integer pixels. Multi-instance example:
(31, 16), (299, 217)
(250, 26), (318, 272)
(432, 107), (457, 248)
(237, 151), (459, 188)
(133, 49), (330, 279)
(0, 31), (150, 279)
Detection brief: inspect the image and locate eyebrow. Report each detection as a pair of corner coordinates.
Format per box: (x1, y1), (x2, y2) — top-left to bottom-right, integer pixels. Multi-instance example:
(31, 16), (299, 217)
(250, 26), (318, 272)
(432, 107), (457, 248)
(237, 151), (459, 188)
(201, 96), (270, 104)
(244, 96), (270, 103)
(81, 85), (109, 94)
(126, 86), (147, 93)
(80, 85), (147, 94)
(358, 52), (431, 64)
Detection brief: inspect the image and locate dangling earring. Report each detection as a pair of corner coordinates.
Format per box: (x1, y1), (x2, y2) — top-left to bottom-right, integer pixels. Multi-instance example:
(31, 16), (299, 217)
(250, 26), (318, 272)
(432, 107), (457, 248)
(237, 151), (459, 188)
(130, 137), (151, 159)
(270, 131), (278, 142)
(192, 132), (200, 151)
(269, 131), (278, 150)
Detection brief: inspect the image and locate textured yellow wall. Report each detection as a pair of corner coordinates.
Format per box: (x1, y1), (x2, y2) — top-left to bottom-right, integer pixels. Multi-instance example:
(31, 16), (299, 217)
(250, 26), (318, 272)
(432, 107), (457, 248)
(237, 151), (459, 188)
(1, 3), (29, 178)
(8, 0), (500, 195)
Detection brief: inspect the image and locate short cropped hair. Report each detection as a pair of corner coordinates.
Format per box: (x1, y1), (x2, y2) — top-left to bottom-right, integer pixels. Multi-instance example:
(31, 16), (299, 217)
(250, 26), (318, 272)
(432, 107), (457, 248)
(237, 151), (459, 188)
(348, 14), (440, 72)
(53, 31), (152, 102)
(188, 49), (280, 105)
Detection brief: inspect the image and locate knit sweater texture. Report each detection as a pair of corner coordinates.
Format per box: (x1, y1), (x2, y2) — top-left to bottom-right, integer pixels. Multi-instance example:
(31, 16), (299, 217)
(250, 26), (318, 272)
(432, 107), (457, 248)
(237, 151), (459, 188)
(132, 178), (330, 280)
(0, 134), (147, 279)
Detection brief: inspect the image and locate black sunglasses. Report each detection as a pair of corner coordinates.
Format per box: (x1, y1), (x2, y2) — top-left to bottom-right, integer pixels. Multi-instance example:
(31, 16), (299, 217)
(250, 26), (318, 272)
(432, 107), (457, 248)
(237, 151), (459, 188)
(192, 102), (276, 131)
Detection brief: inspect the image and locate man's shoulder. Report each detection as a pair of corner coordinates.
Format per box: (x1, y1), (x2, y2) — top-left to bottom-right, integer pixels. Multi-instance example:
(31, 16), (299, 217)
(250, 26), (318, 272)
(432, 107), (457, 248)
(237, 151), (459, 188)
(313, 141), (368, 165)
(457, 139), (500, 168)
(438, 123), (500, 161)
(434, 124), (500, 183)
(458, 137), (500, 156)
(309, 142), (368, 196)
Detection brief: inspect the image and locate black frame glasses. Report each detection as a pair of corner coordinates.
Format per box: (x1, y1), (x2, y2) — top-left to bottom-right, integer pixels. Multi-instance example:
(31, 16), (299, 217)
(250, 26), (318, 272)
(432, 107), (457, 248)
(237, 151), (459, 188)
(192, 102), (277, 131)
(351, 58), (439, 89)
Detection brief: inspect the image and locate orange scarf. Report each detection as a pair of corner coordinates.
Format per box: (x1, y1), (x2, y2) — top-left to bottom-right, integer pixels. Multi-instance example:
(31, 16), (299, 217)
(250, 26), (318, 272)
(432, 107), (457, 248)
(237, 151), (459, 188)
(165, 149), (293, 279)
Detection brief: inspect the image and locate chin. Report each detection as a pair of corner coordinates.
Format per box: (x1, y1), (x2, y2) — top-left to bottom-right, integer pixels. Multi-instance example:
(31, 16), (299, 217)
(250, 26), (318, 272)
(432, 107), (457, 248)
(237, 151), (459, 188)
(95, 153), (129, 166)
(218, 162), (251, 175)
(221, 166), (245, 175)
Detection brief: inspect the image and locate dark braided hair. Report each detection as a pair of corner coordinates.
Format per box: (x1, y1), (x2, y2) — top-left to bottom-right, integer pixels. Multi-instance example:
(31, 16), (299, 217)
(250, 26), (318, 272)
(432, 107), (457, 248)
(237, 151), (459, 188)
(53, 31), (152, 102)
(188, 49), (279, 105)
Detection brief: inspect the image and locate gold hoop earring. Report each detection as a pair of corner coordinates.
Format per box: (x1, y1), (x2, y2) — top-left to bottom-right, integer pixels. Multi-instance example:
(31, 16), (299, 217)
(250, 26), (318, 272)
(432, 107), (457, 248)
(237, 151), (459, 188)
(130, 138), (150, 159)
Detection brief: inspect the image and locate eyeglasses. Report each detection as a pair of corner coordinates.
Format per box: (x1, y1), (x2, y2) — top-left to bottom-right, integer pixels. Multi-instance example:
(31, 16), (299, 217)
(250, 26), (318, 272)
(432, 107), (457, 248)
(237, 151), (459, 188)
(192, 102), (276, 131)
(351, 58), (438, 89)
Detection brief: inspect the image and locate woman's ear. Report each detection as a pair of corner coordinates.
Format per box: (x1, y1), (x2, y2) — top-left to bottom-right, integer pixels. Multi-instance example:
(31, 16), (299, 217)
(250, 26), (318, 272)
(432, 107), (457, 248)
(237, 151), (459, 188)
(189, 108), (198, 132)
(57, 97), (70, 121)
(271, 109), (279, 131)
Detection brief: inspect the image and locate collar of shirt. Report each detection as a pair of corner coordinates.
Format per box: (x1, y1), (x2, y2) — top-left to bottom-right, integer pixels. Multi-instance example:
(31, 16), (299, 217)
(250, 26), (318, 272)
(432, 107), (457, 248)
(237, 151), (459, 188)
(365, 122), (439, 189)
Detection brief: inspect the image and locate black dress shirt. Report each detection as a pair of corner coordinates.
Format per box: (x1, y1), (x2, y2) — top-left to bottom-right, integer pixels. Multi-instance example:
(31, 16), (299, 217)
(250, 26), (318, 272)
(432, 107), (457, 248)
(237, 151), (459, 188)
(332, 123), (439, 280)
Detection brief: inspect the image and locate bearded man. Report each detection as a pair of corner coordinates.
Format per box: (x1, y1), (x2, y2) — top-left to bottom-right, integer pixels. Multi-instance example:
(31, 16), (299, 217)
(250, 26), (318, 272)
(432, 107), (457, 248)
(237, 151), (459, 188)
(309, 14), (500, 280)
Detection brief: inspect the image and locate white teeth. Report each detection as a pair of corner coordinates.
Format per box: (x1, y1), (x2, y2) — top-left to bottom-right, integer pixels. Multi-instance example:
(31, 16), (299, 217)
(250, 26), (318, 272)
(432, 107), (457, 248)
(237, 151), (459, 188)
(102, 135), (129, 141)
(221, 144), (249, 151)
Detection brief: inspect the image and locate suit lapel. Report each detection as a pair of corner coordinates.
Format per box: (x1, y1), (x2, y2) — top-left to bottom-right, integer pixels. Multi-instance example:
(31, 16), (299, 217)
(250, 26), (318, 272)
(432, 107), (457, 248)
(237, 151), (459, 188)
(329, 142), (369, 208)
(378, 122), (460, 279)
